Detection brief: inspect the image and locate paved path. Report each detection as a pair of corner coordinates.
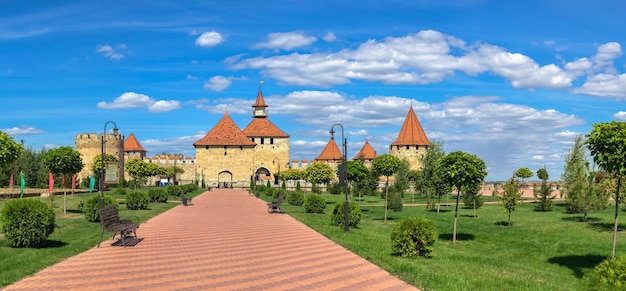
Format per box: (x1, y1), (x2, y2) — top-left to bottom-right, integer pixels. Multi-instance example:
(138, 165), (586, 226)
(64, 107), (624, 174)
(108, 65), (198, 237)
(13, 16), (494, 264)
(4, 189), (417, 291)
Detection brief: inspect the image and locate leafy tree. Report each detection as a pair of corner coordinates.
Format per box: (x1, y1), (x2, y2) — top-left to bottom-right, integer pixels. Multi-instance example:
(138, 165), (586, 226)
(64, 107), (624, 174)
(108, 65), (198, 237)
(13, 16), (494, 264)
(515, 167), (533, 187)
(41, 146), (84, 213)
(279, 168), (305, 181)
(391, 159), (410, 193)
(372, 154), (402, 223)
(416, 141), (450, 210)
(305, 162), (334, 190)
(533, 167), (554, 211)
(562, 135), (610, 222)
(436, 151), (487, 243)
(346, 160), (369, 184)
(0, 130), (23, 170)
(462, 181), (483, 218)
(586, 121), (626, 259)
(496, 175), (523, 226)
(164, 165), (185, 177)
(19, 147), (46, 188)
(92, 153), (119, 177)
(125, 158), (151, 189)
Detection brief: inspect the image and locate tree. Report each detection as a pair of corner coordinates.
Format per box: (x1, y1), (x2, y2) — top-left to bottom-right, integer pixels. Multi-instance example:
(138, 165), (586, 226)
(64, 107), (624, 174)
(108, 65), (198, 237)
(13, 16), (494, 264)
(92, 153), (119, 177)
(562, 134), (610, 222)
(515, 167), (533, 187)
(0, 130), (23, 169)
(534, 167), (554, 211)
(586, 121), (626, 259)
(41, 146), (84, 213)
(305, 162), (334, 190)
(436, 151), (487, 244)
(416, 141), (450, 210)
(346, 160), (370, 200)
(372, 154), (402, 223)
(496, 175), (523, 226)
(125, 158), (151, 189)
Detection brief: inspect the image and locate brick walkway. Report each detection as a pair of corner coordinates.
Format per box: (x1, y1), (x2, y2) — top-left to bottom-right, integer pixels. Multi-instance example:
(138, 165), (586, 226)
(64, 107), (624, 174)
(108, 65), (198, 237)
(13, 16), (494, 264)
(4, 189), (417, 291)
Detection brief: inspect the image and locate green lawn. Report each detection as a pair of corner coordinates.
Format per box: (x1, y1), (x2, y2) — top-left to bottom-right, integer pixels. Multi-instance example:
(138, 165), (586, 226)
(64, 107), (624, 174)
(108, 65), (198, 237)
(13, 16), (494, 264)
(0, 189), (198, 288)
(274, 193), (625, 291)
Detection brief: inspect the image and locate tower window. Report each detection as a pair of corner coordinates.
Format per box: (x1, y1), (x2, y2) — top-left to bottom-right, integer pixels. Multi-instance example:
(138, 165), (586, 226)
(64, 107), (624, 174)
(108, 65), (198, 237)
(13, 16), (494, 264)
(270, 138), (274, 144)
(406, 145), (409, 150)
(261, 138), (264, 144)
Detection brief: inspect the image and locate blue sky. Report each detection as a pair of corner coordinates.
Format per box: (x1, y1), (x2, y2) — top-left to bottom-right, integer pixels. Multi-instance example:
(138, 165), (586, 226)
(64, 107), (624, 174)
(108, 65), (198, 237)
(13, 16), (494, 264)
(1, 0), (625, 181)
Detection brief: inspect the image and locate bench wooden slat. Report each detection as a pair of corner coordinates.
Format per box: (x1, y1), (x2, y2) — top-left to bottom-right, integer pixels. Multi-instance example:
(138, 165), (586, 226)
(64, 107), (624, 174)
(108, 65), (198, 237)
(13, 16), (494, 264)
(98, 206), (139, 247)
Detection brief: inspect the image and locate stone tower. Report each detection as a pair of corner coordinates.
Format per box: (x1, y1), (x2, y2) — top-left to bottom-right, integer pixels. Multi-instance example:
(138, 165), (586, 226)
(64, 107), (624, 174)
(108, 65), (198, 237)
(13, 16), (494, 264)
(75, 132), (125, 183)
(389, 106), (430, 170)
(353, 140), (378, 168)
(315, 136), (343, 170)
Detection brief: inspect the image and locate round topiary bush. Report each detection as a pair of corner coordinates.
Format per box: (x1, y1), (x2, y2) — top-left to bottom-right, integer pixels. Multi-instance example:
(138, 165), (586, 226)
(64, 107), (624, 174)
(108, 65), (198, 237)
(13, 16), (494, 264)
(126, 191), (150, 210)
(83, 195), (119, 222)
(593, 255), (626, 288)
(286, 191), (304, 206)
(148, 188), (168, 203)
(303, 194), (326, 213)
(1, 199), (55, 248)
(330, 201), (362, 228)
(391, 217), (437, 258)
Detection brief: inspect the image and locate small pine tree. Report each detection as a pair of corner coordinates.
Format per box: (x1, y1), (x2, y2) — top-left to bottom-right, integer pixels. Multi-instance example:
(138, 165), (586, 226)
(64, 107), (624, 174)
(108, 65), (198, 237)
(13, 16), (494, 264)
(534, 167), (554, 211)
(296, 181), (301, 192)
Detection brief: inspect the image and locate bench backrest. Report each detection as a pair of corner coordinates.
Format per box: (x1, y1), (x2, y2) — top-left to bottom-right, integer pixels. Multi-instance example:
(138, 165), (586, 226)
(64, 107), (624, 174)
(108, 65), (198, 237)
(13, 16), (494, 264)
(98, 206), (121, 229)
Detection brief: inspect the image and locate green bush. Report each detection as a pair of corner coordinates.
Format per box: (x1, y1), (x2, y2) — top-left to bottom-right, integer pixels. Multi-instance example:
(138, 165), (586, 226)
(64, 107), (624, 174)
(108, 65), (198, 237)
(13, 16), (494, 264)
(114, 187), (128, 196)
(277, 188), (287, 199)
(1, 199), (55, 248)
(287, 191), (304, 206)
(388, 190), (403, 212)
(148, 188), (168, 203)
(593, 255), (626, 288)
(167, 185), (182, 197)
(328, 183), (342, 194)
(391, 217), (437, 258)
(83, 195), (119, 222)
(265, 187), (277, 198)
(462, 192), (484, 209)
(126, 191), (150, 210)
(303, 194), (326, 213)
(296, 181), (301, 191)
(330, 201), (362, 228)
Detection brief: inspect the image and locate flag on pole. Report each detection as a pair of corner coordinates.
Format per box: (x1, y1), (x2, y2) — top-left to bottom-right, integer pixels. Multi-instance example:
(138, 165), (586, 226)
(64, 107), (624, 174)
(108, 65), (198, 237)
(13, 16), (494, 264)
(9, 173), (13, 189)
(62, 175), (66, 188)
(20, 171), (25, 198)
(89, 175), (95, 193)
(71, 174), (77, 196)
(48, 172), (54, 196)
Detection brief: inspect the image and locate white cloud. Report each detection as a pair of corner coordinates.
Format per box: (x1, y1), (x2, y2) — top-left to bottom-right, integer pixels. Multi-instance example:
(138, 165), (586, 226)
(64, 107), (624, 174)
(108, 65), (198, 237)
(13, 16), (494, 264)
(573, 73), (626, 100)
(3, 126), (44, 135)
(195, 31), (224, 47)
(614, 111), (626, 120)
(97, 92), (181, 113)
(254, 32), (317, 50)
(204, 76), (232, 91)
(96, 44), (126, 60)
(323, 32), (336, 42)
(187, 74), (198, 80)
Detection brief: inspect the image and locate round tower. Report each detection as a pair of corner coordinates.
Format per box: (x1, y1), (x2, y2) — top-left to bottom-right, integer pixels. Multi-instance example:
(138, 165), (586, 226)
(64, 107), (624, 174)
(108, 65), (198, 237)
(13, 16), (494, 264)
(75, 132), (125, 183)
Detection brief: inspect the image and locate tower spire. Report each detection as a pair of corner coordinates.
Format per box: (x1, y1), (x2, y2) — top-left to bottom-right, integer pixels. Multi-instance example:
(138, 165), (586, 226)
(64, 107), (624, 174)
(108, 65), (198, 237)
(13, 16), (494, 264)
(252, 81), (268, 118)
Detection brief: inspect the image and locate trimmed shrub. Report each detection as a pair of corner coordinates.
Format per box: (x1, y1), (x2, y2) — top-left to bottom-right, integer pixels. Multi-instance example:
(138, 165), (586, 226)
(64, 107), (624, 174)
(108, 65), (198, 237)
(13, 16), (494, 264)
(296, 181), (301, 192)
(328, 183), (345, 195)
(83, 194), (119, 222)
(167, 185), (183, 197)
(265, 187), (277, 198)
(114, 187), (128, 196)
(148, 188), (168, 203)
(303, 194), (326, 213)
(330, 201), (362, 228)
(126, 191), (150, 210)
(287, 191), (304, 206)
(1, 199), (55, 248)
(388, 190), (403, 212)
(277, 188), (287, 199)
(254, 184), (267, 197)
(592, 255), (626, 288)
(391, 217), (437, 258)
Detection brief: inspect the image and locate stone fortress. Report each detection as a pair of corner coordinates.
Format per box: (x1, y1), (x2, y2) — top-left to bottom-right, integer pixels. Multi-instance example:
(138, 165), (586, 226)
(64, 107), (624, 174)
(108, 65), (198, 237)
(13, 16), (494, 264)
(75, 86), (431, 187)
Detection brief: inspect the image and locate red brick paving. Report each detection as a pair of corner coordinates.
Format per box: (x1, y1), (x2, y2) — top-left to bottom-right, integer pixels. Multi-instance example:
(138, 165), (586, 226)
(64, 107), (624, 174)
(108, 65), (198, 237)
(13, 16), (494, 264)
(3, 189), (418, 291)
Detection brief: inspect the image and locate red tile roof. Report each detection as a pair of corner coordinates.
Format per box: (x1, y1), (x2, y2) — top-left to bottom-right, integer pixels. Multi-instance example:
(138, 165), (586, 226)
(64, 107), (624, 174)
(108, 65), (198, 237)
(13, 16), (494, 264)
(124, 133), (147, 152)
(252, 90), (268, 107)
(242, 118), (290, 138)
(315, 138), (343, 161)
(353, 140), (377, 160)
(391, 106), (430, 146)
(193, 112), (257, 146)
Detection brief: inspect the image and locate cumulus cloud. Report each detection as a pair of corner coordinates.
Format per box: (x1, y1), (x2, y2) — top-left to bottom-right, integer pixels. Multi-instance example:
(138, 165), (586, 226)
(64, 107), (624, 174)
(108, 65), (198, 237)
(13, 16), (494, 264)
(573, 73), (626, 100)
(254, 32), (317, 50)
(97, 92), (181, 113)
(3, 126), (44, 135)
(195, 31), (224, 47)
(96, 44), (126, 60)
(204, 76), (232, 91)
(614, 111), (626, 120)
(323, 32), (337, 42)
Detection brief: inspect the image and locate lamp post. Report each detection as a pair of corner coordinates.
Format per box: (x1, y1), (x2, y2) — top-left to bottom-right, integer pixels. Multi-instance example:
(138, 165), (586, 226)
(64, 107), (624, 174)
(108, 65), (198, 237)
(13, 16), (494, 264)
(273, 158), (281, 185)
(330, 123), (349, 232)
(100, 121), (119, 208)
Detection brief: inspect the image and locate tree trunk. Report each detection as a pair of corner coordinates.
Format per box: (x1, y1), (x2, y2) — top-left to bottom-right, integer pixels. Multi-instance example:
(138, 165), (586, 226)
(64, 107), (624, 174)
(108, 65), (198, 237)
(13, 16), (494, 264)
(508, 211), (511, 226)
(584, 211), (588, 223)
(611, 177), (621, 259)
(473, 200), (476, 218)
(453, 189), (460, 244)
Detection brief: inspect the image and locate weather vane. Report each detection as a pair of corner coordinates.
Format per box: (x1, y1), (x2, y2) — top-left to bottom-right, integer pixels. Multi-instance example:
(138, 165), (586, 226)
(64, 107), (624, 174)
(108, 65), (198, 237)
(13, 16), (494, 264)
(259, 80), (264, 91)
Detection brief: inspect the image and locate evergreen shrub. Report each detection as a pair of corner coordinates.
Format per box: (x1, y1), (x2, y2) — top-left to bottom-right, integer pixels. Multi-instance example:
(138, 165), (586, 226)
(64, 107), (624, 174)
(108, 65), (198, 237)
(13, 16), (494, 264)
(303, 194), (326, 213)
(592, 255), (626, 288)
(330, 201), (362, 228)
(286, 191), (304, 206)
(126, 191), (150, 210)
(388, 190), (403, 212)
(391, 217), (437, 257)
(1, 199), (55, 248)
(148, 188), (168, 203)
(83, 194), (119, 222)
(114, 187), (128, 196)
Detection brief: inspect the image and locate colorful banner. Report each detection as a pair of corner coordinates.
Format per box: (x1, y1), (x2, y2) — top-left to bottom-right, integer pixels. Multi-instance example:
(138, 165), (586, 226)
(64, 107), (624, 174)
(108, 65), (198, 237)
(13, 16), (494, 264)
(71, 174), (77, 196)
(89, 175), (95, 193)
(20, 172), (25, 198)
(9, 173), (13, 189)
(48, 172), (54, 196)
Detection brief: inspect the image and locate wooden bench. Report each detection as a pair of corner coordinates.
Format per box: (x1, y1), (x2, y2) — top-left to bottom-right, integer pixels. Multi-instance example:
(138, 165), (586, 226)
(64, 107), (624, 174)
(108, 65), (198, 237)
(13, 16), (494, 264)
(267, 195), (284, 213)
(98, 206), (139, 247)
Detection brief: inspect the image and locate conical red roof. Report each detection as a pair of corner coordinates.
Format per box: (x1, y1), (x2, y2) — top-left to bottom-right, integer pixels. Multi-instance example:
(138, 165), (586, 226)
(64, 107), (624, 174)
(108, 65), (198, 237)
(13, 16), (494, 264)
(315, 138), (343, 161)
(193, 112), (257, 146)
(243, 118), (289, 137)
(124, 133), (147, 152)
(391, 107), (430, 146)
(353, 140), (377, 160)
(252, 90), (268, 107)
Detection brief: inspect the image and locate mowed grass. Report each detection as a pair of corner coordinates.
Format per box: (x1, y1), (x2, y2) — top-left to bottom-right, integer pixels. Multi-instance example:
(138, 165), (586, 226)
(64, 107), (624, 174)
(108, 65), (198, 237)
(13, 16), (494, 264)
(277, 193), (626, 291)
(0, 189), (199, 288)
